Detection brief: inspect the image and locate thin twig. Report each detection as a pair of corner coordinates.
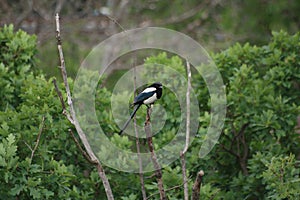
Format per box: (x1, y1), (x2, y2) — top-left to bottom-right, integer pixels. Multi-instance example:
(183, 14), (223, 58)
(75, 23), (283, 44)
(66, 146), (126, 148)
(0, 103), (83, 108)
(55, 14), (73, 114)
(68, 129), (97, 164)
(220, 122), (249, 175)
(133, 67), (147, 200)
(30, 116), (45, 162)
(147, 176), (193, 200)
(52, 79), (66, 109)
(180, 153), (188, 200)
(192, 170), (204, 200)
(55, 13), (114, 200)
(157, 0), (209, 26)
(183, 60), (191, 154)
(52, 78), (74, 122)
(145, 173), (157, 179)
(181, 60), (192, 200)
(23, 141), (33, 152)
(145, 107), (166, 200)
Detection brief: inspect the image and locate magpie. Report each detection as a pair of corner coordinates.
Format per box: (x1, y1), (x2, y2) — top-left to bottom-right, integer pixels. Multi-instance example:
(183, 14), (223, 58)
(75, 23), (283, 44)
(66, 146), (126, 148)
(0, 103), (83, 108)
(119, 82), (163, 135)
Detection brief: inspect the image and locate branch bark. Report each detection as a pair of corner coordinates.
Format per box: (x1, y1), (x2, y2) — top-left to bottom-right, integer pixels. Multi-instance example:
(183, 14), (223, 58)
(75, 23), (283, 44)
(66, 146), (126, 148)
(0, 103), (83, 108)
(181, 60), (192, 200)
(29, 116), (45, 163)
(147, 176), (191, 200)
(145, 107), (166, 200)
(54, 13), (114, 200)
(133, 68), (147, 200)
(220, 122), (249, 175)
(180, 153), (188, 200)
(192, 170), (204, 200)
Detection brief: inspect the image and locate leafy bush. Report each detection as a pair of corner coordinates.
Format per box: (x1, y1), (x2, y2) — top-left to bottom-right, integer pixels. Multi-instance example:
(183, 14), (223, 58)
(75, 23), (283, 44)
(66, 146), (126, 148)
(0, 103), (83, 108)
(199, 31), (300, 199)
(0, 25), (299, 199)
(0, 25), (106, 199)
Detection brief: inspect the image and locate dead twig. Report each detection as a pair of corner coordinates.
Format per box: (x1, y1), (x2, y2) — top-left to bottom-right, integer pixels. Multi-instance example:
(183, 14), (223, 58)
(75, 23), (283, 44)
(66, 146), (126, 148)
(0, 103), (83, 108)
(192, 170), (204, 200)
(181, 60), (192, 200)
(52, 79), (66, 110)
(54, 13), (114, 200)
(30, 116), (45, 162)
(132, 67), (147, 200)
(220, 122), (249, 175)
(68, 129), (97, 164)
(147, 176), (193, 200)
(145, 107), (166, 200)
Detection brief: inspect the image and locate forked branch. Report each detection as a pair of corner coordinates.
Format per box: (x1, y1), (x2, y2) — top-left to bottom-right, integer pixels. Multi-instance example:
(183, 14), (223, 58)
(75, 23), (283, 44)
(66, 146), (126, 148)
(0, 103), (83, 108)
(54, 13), (114, 200)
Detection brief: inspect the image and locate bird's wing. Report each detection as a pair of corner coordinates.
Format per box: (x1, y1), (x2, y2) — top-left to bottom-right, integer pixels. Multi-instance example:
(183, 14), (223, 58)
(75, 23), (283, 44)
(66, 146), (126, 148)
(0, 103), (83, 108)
(133, 89), (156, 105)
(142, 87), (156, 93)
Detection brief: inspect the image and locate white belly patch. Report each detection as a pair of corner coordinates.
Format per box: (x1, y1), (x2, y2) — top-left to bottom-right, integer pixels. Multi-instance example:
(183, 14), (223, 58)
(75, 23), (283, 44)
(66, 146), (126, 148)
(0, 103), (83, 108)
(143, 93), (157, 104)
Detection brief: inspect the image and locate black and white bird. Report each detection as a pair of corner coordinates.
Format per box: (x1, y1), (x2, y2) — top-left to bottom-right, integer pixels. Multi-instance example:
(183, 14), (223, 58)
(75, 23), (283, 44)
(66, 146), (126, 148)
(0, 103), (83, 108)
(119, 82), (163, 135)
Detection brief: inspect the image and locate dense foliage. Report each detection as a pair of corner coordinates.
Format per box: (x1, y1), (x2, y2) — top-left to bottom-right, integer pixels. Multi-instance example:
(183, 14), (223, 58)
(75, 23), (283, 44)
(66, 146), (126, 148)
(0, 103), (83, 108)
(0, 25), (299, 199)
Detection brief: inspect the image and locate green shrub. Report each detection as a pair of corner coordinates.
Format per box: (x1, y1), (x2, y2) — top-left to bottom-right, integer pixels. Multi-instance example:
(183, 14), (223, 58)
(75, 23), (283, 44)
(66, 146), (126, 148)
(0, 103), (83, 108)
(199, 31), (300, 199)
(0, 25), (106, 199)
(0, 25), (299, 199)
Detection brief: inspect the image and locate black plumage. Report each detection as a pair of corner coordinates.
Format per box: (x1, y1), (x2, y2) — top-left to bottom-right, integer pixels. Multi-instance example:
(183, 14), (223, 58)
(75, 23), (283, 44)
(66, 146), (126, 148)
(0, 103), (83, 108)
(119, 82), (163, 135)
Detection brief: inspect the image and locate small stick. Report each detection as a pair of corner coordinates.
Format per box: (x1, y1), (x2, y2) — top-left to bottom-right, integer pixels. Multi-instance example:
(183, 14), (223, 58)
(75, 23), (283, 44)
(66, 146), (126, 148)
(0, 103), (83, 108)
(147, 176), (192, 200)
(181, 60), (192, 200)
(144, 107), (166, 200)
(133, 67), (147, 199)
(192, 170), (204, 200)
(30, 116), (45, 162)
(68, 129), (97, 164)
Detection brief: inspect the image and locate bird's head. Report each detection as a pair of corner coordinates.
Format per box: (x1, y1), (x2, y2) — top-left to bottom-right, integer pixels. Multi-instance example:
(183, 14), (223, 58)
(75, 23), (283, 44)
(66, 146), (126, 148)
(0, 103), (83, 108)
(150, 82), (163, 89)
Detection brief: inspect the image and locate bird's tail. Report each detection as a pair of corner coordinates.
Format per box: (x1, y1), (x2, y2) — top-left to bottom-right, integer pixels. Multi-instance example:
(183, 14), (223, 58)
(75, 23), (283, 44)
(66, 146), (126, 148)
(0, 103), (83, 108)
(119, 104), (141, 135)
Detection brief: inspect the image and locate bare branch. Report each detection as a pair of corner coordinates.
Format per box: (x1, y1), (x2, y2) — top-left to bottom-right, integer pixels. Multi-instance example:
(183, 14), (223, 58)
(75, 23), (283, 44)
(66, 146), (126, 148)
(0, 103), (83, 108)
(55, 14), (73, 110)
(180, 152), (188, 200)
(192, 170), (204, 200)
(54, 13), (114, 200)
(145, 107), (166, 200)
(23, 141), (33, 152)
(68, 129), (97, 164)
(180, 60), (192, 200)
(30, 116), (45, 162)
(147, 176), (192, 200)
(219, 143), (239, 158)
(52, 78), (74, 123)
(52, 79), (66, 109)
(133, 67), (147, 200)
(183, 60), (191, 154)
(220, 122), (250, 175)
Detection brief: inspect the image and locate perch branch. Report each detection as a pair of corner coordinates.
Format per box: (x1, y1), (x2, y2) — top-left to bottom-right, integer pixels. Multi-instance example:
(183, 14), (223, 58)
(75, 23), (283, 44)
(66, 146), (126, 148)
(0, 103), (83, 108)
(54, 13), (114, 200)
(145, 107), (166, 200)
(133, 67), (147, 200)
